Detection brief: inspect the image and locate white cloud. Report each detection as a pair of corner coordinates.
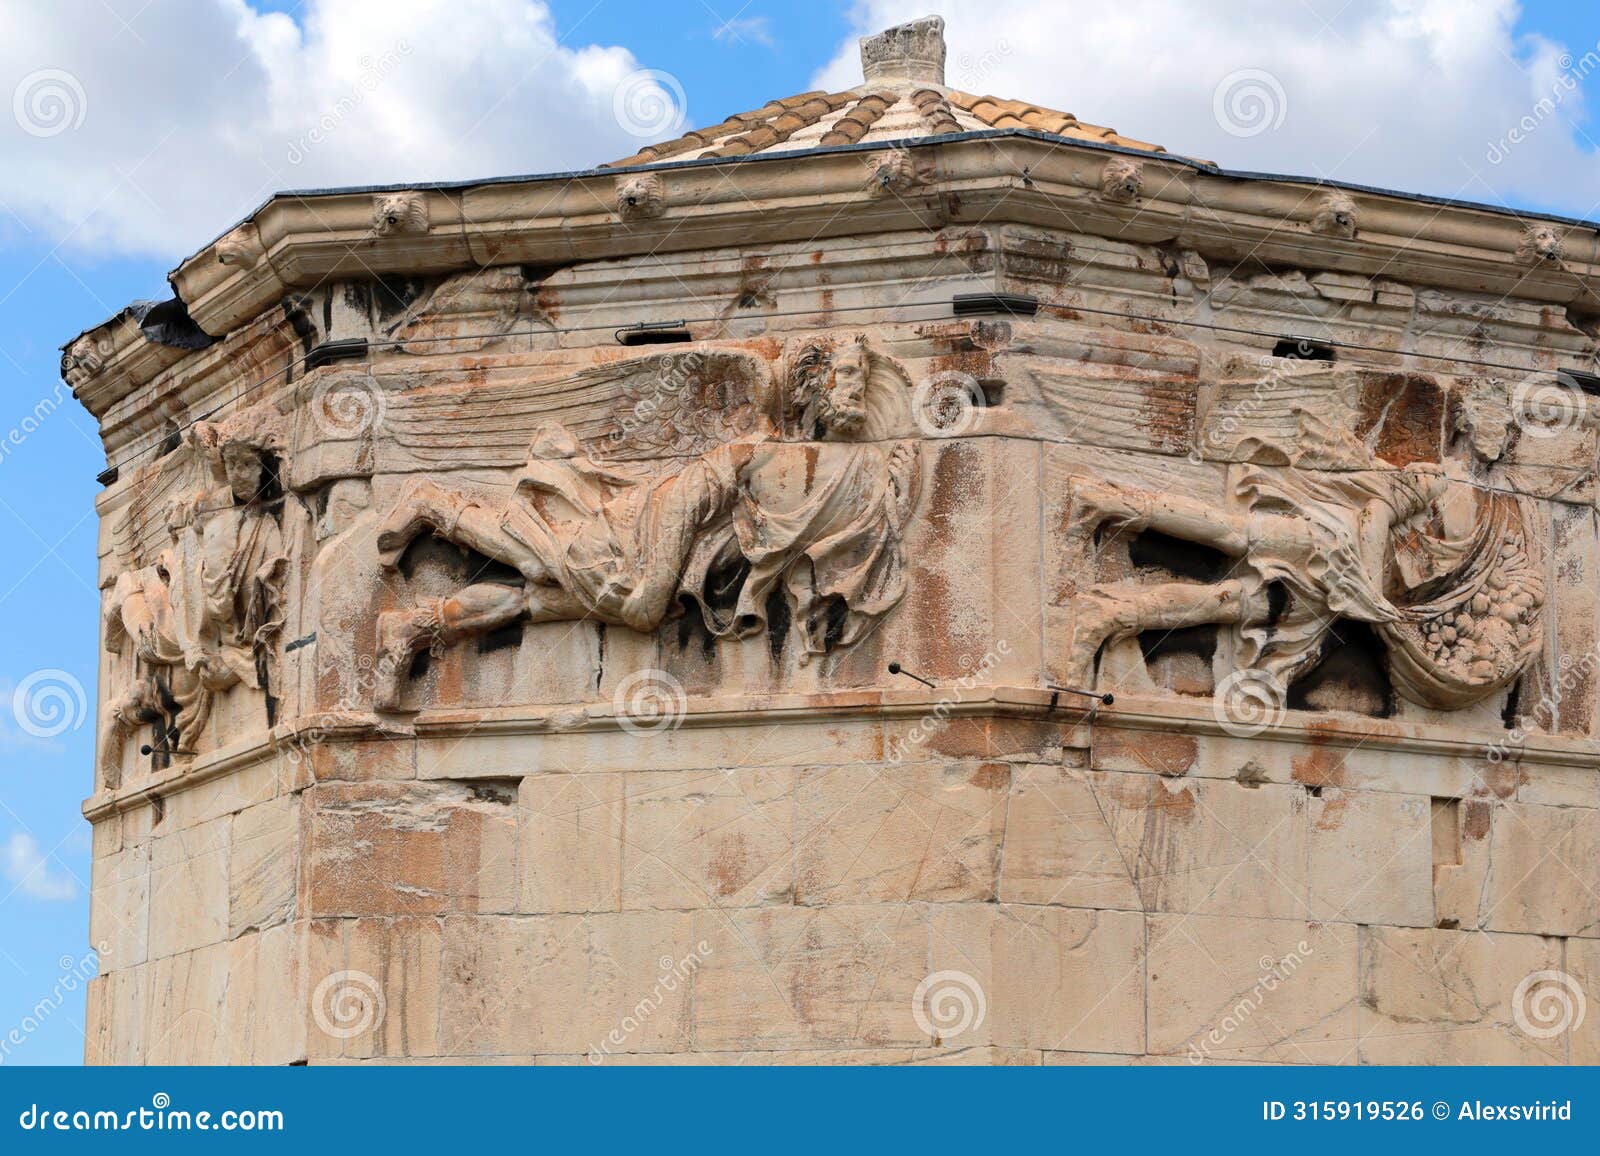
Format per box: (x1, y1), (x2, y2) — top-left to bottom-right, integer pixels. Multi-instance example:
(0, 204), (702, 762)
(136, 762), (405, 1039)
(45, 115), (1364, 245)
(711, 17), (775, 48)
(3, 831), (77, 902)
(814, 0), (1600, 219)
(1, 0), (660, 260)
(7, 1), (1596, 266)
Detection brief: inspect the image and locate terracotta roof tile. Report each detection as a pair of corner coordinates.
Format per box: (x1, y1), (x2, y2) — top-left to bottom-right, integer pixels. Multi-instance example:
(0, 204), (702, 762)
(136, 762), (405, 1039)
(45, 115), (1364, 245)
(910, 88), (961, 135)
(819, 92), (895, 146)
(607, 81), (1187, 168)
(700, 90), (853, 159)
(947, 90), (1174, 158)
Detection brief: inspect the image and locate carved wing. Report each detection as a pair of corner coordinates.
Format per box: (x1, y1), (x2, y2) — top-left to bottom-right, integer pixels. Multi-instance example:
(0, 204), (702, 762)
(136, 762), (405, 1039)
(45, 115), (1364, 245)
(109, 435), (218, 572)
(382, 348), (776, 470)
(384, 267), (544, 355)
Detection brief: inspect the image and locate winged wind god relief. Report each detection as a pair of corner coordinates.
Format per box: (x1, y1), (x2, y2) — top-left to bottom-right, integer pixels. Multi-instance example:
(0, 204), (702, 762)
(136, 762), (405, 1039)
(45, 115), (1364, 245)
(370, 334), (923, 710)
(99, 418), (290, 786)
(1066, 417), (1546, 719)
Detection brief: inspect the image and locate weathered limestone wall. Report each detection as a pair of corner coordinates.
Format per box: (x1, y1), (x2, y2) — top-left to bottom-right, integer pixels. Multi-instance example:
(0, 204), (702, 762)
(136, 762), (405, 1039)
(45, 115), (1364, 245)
(79, 216), (1600, 1065)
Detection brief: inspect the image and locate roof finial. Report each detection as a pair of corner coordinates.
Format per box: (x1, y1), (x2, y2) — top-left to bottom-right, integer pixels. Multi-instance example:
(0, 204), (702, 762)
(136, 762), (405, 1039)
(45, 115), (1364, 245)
(859, 15), (946, 86)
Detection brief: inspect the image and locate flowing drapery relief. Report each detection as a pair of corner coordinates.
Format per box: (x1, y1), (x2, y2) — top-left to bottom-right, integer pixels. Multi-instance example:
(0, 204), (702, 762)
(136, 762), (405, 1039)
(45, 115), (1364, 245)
(370, 334), (923, 709)
(99, 418), (288, 784)
(90, 322), (1562, 765)
(1067, 407), (1546, 712)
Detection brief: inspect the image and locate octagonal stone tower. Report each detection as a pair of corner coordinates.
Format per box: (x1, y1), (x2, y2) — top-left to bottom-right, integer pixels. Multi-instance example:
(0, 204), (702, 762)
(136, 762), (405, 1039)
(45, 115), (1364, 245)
(71, 17), (1600, 1064)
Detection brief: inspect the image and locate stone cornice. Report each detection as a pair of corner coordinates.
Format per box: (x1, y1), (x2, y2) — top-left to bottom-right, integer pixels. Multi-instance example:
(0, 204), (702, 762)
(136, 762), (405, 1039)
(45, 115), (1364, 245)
(80, 686), (1597, 822)
(63, 130), (1600, 421)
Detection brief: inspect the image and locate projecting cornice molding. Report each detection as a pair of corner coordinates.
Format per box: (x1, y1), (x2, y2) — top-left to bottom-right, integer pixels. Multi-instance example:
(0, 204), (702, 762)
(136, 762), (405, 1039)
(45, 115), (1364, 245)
(61, 130), (1600, 420)
(79, 685), (1599, 823)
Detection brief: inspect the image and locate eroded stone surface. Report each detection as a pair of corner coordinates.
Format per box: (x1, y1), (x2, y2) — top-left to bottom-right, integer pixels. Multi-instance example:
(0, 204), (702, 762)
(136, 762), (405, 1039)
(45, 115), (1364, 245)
(73, 15), (1600, 1067)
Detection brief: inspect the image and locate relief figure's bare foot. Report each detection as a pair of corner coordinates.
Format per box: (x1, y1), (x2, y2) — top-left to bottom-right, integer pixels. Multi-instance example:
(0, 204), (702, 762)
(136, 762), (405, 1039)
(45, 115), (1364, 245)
(1065, 590), (1142, 687)
(1071, 478), (1149, 539)
(374, 605), (439, 710)
(376, 510), (431, 570)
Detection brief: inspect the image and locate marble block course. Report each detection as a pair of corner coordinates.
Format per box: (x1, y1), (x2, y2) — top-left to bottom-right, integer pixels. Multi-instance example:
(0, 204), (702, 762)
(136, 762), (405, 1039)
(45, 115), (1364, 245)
(69, 16), (1600, 1064)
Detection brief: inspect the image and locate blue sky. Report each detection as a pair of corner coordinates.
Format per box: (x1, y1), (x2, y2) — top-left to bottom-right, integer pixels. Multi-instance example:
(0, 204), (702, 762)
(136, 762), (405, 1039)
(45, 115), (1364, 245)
(0, 0), (1597, 1065)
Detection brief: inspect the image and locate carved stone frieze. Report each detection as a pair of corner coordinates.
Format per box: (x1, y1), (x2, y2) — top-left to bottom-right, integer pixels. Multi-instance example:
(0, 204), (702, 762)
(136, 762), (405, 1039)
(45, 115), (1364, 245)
(369, 335), (921, 708)
(1068, 456), (1545, 712)
(99, 417), (290, 784)
(66, 13), (1600, 1069)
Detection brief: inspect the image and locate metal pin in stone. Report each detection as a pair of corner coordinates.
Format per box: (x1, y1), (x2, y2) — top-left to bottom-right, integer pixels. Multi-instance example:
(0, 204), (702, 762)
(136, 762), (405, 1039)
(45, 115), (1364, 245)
(1048, 684), (1114, 705)
(887, 661), (936, 688)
